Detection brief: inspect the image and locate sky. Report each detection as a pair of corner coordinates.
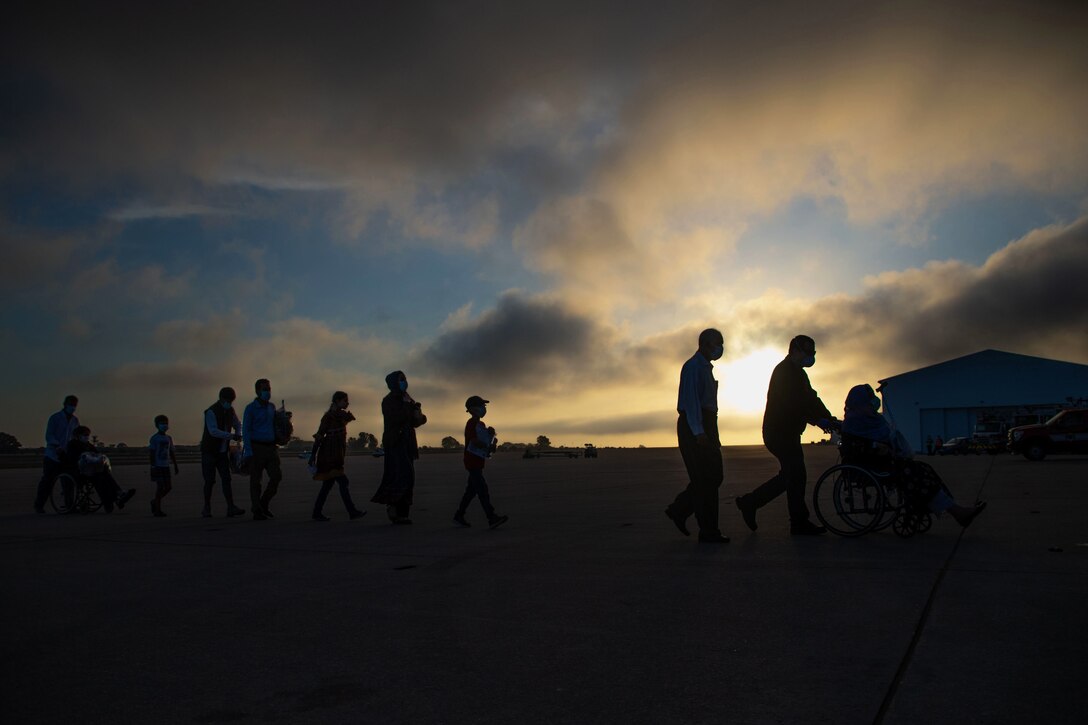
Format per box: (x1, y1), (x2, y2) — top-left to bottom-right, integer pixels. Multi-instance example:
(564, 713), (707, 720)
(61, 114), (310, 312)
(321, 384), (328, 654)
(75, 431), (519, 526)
(3, 0), (1087, 449)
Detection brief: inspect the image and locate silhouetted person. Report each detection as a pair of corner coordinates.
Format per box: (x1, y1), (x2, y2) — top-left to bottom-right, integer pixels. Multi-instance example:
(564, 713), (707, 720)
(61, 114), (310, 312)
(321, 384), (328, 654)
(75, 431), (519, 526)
(149, 414), (179, 517)
(665, 328), (729, 543)
(736, 335), (837, 535)
(243, 378), (282, 520)
(66, 425), (135, 512)
(842, 384), (986, 527)
(925, 434), (934, 456)
(934, 435), (944, 453)
(34, 395), (80, 513)
(453, 395), (508, 529)
(201, 387), (245, 517)
(310, 391), (365, 521)
(371, 371), (426, 524)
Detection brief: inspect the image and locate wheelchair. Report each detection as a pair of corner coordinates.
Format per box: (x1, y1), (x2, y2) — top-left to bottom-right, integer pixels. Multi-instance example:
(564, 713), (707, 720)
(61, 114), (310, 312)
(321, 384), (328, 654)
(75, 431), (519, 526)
(49, 453), (110, 514)
(811, 435), (933, 538)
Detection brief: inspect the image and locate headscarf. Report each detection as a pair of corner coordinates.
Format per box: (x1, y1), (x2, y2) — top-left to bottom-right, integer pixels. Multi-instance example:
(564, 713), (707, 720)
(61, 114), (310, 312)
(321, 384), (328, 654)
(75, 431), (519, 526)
(841, 384), (892, 443)
(385, 370), (405, 392)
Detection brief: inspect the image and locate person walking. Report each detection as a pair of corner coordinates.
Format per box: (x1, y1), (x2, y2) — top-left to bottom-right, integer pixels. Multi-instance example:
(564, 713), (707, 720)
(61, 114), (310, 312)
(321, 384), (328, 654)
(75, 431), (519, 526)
(34, 394), (80, 513)
(149, 415), (179, 517)
(453, 395), (508, 529)
(310, 391), (365, 521)
(735, 335), (838, 535)
(370, 371), (426, 524)
(665, 329), (729, 543)
(242, 378), (283, 521)
(200, 387), (245, 517)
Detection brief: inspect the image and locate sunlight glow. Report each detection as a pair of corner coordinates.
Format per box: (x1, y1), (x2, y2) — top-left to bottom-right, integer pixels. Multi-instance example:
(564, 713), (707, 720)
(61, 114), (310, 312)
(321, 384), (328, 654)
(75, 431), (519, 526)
(718, 347), (781, 414)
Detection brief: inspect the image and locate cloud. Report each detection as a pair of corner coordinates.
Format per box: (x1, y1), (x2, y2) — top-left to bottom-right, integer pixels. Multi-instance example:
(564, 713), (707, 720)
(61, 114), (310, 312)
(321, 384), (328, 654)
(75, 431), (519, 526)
(420, 290), (616, 391)
(102, 361), (219, 389)
(722, 216), (1088, 398)
(10, 1), (1083, 265)
(107, 203), (236, 221)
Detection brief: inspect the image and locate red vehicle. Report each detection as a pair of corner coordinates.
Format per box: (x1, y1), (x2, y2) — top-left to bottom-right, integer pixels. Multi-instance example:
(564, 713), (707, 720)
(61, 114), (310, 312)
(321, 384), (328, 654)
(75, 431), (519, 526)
(1007, 408), (1088, 461)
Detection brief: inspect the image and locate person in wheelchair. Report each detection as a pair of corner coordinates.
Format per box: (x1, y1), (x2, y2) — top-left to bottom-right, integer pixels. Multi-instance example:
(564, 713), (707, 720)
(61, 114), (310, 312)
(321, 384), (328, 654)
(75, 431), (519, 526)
(841, 385), (985, 528)
(66, 426), (136, 513)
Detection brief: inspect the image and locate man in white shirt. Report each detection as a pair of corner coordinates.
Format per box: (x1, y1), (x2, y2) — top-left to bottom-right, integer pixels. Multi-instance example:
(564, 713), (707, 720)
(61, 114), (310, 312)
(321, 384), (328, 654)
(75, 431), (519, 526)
(665, 329), (729, 543)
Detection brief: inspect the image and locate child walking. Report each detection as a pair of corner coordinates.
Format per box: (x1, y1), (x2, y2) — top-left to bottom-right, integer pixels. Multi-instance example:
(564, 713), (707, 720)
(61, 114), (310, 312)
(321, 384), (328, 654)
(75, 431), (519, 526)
(454, 396), (508, 529)
(149, 415), (179, 517)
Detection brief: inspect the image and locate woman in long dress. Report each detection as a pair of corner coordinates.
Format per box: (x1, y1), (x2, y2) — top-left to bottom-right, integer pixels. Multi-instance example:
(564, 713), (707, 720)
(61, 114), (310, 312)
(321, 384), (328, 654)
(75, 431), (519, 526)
(310, 391), (365, 521)
(370, 371), (427, 524)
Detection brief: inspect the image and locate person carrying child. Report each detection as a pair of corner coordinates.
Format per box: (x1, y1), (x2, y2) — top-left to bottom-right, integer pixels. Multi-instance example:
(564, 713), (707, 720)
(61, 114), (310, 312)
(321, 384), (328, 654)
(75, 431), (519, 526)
(453, 395), (508, 529)
(309, 391), (366, 521)
(149, 415), (179, 517)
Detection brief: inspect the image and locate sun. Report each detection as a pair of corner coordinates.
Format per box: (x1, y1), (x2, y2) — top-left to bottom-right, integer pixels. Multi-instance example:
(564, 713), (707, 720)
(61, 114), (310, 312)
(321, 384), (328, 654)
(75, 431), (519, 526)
(718, 347), (781, 414)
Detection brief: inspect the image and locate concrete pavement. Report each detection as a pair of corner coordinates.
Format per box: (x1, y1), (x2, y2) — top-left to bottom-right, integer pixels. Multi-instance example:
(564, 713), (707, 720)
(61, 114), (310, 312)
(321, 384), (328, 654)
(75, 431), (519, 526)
(1, 447), (1085, 724)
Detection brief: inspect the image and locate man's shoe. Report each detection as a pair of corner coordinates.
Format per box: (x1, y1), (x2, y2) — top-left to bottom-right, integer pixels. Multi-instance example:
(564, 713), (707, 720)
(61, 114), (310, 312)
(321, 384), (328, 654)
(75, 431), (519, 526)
(488, 514), (509, 530)
(201, 506), (212, 518)
(393, 517), (413, 525)
(312, 513), (330, 522)
(253, 510), (267, 521)
(227, 505), (245, 517)
(664, 507), (691, 537)
(790, 520), (827, 536)
(735, 495), (758, 531)
(698, 533), (731, 543)
(154, 509), (167, 518)
(453, 512), (471, 527)
(386, 505), (398, 522)
(117, 489), (136, 508)
(262, 508), (274, 519)
(348, 509), (367, 520)
(34, 506), (46, 514)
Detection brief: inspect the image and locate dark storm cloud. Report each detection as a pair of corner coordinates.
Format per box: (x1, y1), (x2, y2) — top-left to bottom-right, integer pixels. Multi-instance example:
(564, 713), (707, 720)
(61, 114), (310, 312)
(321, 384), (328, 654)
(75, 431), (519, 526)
(7, 0), (1083, 189)
(731, 217), (1088, 371)
(420, 291), (614, 389)
(100, 361), (219, 389)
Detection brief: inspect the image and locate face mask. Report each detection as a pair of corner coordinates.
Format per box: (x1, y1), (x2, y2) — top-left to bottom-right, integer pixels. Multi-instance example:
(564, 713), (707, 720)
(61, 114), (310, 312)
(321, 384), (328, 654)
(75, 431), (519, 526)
(157, 423), (169, 433)
(258, 390), (271, 401)
(399, 380), (408, 392)
(711, 344), (724, 360)
(872, 397), (881, 412)
(221, 400), (233, 410)
(801, 354), (815, 367)
(64, 405), (76, 415)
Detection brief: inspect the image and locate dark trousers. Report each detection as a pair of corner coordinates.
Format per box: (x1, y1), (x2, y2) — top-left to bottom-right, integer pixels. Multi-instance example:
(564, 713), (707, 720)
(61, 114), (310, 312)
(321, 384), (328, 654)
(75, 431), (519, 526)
(458, 468), (495, 518)
(249, 443), (282, 512)
(313, 475), (359, 515)
(91, 471), (121, 505)
(671, 412), (724, 536)
(201, 452), (236, 506)
(34, 457), (69, 509)
(748, 434), (810, 523)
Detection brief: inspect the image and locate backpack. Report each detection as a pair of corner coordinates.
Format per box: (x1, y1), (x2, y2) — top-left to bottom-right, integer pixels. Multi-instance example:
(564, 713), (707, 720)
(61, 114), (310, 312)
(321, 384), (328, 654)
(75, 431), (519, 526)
(274, 400), (294, 446)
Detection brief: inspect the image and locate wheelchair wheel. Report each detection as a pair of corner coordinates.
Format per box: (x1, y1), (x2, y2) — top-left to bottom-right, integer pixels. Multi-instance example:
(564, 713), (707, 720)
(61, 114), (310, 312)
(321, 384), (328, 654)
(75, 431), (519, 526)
(50, 473), (78, 514)
(892, 510), (929, 538)
(873, 480), (901, 532)
(75, 482), (102, 513)
(813, 465), (885, 537)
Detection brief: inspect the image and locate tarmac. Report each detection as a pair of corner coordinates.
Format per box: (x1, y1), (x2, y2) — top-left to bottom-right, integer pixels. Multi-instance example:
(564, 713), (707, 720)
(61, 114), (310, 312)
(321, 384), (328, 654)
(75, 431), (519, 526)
(2, 446), (1085, 725)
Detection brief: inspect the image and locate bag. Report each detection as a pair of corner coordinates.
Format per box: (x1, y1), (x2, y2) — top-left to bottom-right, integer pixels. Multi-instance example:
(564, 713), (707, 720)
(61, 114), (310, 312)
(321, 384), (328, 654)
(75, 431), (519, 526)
(274, 399), (294, 446)
(229, 445), (247, 474)
(78, 452), (109, 475)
